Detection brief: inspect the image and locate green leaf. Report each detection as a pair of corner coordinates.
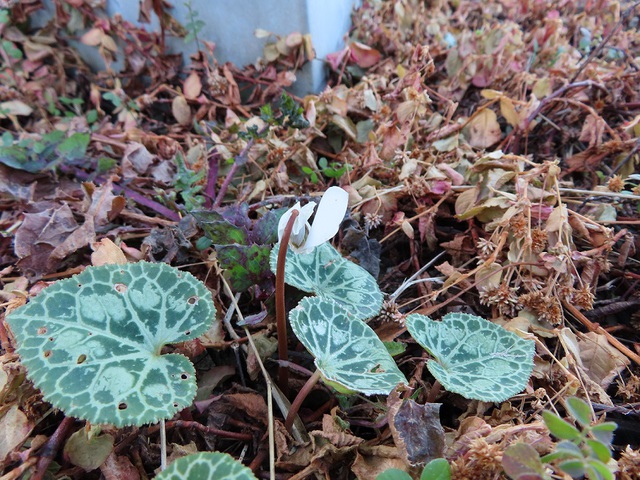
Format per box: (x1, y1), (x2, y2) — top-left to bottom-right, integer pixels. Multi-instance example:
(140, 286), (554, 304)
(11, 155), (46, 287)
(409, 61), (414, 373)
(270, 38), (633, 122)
(542, 412), (582, 441)
(541, 440), (584, 463)
(502, 443), (546, 480)
(217, 244), (273, 292)
(565, 397), (592, 427)
(155, 452), (257, 480)
(57, 132), (90, 161)
(290, 297), (407, 395)
(585, 439), (611, 463)
(383, 341), (406, 357)
(86, 109), (99, 124)
(250, 208), (285, 245)
(63, 426), (114, 471)
(589, 422), (616, 445)
(558, 459), (585, 478)
(6, 262), (216, 427)
(376, 469), (412, 480)
(0, 145), (34, 171)
(192, 210), (250, 245)
(102, 91), (122, 108)
(97, 157), (116, 172)
(405, 313), (535, 402)
(271, 242), (383, 321)
(584, 458), (614, 480)
(421, 458), (451, 480)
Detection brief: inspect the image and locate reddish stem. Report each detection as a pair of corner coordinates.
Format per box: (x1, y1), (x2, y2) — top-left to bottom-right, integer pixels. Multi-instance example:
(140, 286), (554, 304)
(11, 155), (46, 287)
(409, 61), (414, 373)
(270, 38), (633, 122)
(426, 380), (442, 404)
(285, 369), (322, 432)
(31, 416), (76, 480)
(276, 210), (299, 396)
(204, 151), (220, 208)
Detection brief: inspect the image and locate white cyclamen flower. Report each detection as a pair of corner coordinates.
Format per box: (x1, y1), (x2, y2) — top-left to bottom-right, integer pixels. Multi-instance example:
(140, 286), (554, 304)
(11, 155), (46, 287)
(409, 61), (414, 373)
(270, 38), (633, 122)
(277, 186), (348, 254)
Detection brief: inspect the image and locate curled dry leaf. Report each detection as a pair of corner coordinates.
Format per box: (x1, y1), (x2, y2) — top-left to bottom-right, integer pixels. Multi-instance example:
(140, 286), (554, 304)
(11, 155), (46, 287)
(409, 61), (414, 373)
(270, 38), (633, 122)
(80, 27), (104, 46)
(183, 72), (202, 100)
(91, 238), (127, 266)
(387, 390), (445, 467)
(0, 406), (33, 464)
(464, 109), (502, 148)
(349, 41), (382, 68)
(0, 100), (33, 118)
(172, 95), (192, 126)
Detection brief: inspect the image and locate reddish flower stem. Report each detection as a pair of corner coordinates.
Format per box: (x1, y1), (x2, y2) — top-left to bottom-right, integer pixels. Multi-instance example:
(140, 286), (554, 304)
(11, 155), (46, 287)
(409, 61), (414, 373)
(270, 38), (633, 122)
(285, 369), (322, 432)
(276, 210), (299, 397)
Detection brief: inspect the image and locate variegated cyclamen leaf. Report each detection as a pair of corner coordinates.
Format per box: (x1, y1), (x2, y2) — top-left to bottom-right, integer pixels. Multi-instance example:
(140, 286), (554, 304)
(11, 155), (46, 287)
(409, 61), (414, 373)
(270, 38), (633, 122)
(155, 452), (257, 480)
(290, 297), (406, 395)
(6, 262), (216, 427)
(270, 242), (382, 321)
(405, 313), (535, 402)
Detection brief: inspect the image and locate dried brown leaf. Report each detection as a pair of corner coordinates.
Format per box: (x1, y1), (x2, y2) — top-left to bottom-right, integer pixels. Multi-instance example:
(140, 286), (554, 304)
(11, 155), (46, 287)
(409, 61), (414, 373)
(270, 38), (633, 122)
(15, 204), (79, 275)
(172, 96), (192, 126)
(0, 406), (33, 465)
(91, 238), (127, 266)
(183, 72), (202, 100)
(464, 109), (502, 148)
(388, 390), (445, 466)
(578, 332), (630, 389)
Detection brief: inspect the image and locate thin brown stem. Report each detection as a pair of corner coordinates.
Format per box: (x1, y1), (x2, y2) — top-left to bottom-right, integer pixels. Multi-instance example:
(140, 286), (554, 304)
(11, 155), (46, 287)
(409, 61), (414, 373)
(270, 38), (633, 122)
(276, 210), (299, 396)
(426, 380), (442, 404)
(285, 369), (322, 432)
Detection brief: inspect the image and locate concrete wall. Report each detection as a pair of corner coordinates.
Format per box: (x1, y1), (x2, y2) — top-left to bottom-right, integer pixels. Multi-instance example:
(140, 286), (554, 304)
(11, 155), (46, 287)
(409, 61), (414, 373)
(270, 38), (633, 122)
(35, 0), (360, 94)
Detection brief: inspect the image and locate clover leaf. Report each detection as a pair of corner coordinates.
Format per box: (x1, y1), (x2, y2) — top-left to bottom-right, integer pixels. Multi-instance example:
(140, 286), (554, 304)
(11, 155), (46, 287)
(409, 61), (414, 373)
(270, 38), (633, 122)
(6, 262), (216, 427)
(271, 242), (383, 321)
(290, 297), (406, 395)
(155, 452), (257, 480)
(405, 312), (535, 402)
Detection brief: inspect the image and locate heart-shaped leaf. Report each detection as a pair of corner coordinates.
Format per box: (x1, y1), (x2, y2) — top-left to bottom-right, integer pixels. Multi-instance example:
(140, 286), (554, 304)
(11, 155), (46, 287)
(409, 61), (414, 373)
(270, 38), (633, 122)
(271, 242), (382, 321)
(192, 210), (249, 245)
(290, 297), (406, 395)
(217, 244), (273, 292)
(155, 452), (257, 480)
(405, 313), (534, 402)
(6, 262), (216, 427)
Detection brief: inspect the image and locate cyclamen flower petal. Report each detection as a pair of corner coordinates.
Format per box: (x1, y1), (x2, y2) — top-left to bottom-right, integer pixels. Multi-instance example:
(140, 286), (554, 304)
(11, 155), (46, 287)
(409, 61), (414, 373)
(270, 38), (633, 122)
(301, 186), (348, 253)
(278, 201), (315, 247)
(277, 187), (349, 254)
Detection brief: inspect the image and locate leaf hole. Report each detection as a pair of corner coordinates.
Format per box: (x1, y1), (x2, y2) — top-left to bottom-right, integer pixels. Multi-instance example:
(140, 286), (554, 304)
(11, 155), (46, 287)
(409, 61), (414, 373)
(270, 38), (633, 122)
(187, 295), (198, 305)
(180, 373), (190, 380)
(76, 354), (87, 364)
(77, 283), (82, 288)
(118, 402), (128, 410)
(37, 327), (47, 335)
(43, 350), (52, 358)
(369, 364), (385, 373)
(48, 337), (54, 342)
(114, 283), (128, 293)
(173, 402), (179, 408)
(87, 332), (93, 336)
(184, 330), (191, 336)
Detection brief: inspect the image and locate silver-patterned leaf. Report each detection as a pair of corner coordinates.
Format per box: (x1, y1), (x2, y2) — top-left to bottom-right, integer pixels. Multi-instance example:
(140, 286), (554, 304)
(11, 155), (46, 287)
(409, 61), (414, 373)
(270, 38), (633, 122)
(405, 312), (535, 402)
(6, 262), (216, 427)
(290, 297), (406, 395)
(271, 242), (382, 321)
(155, 452), (257, 480)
